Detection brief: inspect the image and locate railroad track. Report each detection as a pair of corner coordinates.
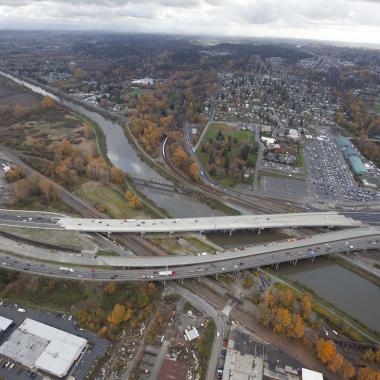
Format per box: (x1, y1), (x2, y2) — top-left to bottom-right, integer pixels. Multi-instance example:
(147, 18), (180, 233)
(161, 140), (302, 215)
(0, 145), (167, 257)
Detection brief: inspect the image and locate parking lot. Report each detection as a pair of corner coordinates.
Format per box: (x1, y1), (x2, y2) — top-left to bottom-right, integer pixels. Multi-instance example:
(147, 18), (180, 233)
(261, 175), (309, 201)
(304, 138), (380, 203)
(0, 301), (110, 380)
(262, 160), (303, 175)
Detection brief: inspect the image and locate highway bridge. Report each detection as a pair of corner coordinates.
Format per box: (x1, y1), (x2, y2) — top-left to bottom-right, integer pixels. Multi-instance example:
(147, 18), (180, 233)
(0, 227), (379, 281)
(0, 210), (367, 233)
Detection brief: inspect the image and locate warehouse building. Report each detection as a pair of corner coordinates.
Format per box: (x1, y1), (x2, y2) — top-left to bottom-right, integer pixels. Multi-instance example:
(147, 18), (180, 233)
(0, 315), (14, 334)
(348, 156), (368, 175)
(0, 318), (87, 378)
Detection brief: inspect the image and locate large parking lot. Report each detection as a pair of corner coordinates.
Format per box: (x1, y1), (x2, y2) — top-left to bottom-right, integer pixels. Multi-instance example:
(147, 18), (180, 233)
(0, 301), (110, 380)
(304, 138), (380, 203)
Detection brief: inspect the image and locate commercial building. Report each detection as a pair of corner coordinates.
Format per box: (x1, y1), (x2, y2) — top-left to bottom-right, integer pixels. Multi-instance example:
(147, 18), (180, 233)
(158, 359), (189, 380)
(0, 315), (14, 333)
(348, 156), (368, 175)
(301, 368), (324, 380)
(335, 136), (351, 148)
(185, 326), (199, 341)
(0, 318), (87, 378)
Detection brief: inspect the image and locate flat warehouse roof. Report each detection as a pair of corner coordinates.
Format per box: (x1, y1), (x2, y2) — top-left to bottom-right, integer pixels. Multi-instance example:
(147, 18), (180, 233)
(0, 318), (87, 378)
(0, 315), (13, 332)
(302, 368), (324, 380)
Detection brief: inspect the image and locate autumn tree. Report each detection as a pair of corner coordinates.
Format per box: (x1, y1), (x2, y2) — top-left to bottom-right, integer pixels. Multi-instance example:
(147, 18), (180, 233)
(328, 352), (344, 373)
(111, 166), (125, 185)
(301, 292), (313, 319)
(273, 307), (292, 335)
(341, 359), (356, 379)
(40, 96), (56, 109)
(107, 304), (131, 327)
(357, 367), (380, 380)
(362, 349), (380, 364)
(13, 104), (24, 118)
(291, 314), (305, 338)
(172, 146), (189, 170)
(316, 338), (337, 365)
(125, 190), (142, 209)
(189, 161), (199, 181)
(74, 68), (88, 80)
(104, 282), (118, 295)
(4, 165), (24, 182)
(83, 124), (94, 139)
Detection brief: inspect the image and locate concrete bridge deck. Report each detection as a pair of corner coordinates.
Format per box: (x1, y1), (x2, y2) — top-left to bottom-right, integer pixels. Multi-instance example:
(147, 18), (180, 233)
(0, 210), (364, 233)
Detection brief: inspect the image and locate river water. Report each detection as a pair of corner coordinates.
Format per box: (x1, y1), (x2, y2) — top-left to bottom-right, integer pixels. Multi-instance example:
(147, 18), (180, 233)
(0, 71), (224, 217)
(278, 258), (380, 332)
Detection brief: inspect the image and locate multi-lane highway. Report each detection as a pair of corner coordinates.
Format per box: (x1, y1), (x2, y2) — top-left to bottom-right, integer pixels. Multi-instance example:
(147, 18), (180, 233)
(0, 227), (378, 281)
(0, 209), (366, 233)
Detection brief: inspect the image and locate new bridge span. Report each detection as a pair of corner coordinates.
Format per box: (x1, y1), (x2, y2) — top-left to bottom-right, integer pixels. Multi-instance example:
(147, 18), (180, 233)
(0, 210), (365, 233)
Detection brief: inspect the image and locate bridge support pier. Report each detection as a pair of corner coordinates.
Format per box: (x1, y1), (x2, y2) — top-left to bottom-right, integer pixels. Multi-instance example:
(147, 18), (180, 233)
(140, 232), (145, 237)
(258, 229), (262, 235)
(107, 232), (111, 239)
(292, 260), (298, 266)
(229, 230), (232, 236)
(275, 263), (279, 270)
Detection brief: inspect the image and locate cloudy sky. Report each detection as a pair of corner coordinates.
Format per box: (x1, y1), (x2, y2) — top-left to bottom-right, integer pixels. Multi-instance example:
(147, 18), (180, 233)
(0, 0), (380, 45)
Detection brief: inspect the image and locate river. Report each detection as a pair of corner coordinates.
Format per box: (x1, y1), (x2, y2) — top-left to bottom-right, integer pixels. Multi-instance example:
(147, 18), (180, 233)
(278, 258), (380, 332)
(0, 71), (224, 218)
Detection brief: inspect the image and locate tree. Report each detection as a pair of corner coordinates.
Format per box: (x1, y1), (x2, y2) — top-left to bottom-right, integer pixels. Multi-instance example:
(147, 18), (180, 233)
(13, 104), (24, 118)
(189, 161), (199, 181)
(357, 367), (380, 380)
(276, 288), (294, 309)
(172, 146), (189, 169)
(342, 359), (355, 379)
(273, 307), (292, 335)
(125, 190), (142, 209)
(41, 96), (56, 109)
(107, 304), (127, 327)
(104, 282), (117, 295)
(74, 68), (88, 80)
(316, 339), (337, 365)
(4, 165), (24, 182)
(328, 353), (344, 373)
(224, 155), (230, 171)
(83, 124), (94, 139)
(292, 314), (304, 338)
(111, 166), (125, 185)
(301, 292), (313, 319)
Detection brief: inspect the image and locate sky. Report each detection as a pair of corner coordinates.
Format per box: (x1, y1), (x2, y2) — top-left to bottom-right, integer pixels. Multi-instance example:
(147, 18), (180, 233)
(0, 0), (380, 45)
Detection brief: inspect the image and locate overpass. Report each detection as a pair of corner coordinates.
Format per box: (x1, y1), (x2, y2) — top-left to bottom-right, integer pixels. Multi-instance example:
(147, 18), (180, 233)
(0, 227), (379, 281)
(0, 210), (365, 233)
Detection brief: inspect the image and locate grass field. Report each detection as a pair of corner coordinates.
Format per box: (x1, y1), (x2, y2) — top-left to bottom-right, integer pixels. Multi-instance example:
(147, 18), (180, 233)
(370, 102), (380, 114)
(198, 122), (257, 187)
(78, 181), (148, 219)
(125, 88), (153, 98)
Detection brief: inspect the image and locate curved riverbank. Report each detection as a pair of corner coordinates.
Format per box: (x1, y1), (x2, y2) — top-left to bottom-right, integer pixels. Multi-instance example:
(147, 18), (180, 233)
(0, 70), (229, 218)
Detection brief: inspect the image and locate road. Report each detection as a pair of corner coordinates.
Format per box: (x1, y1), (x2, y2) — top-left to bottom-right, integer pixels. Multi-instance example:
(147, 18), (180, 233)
(183, 280), (343, 380)
(0, 145), (165, 257)
(0, 227), (378, 281)
(0, 209), (367, 233)
(169, 283), (226, 380)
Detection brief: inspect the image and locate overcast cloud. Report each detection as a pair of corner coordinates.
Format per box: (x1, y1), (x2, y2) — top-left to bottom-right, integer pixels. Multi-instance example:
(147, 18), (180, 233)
(0, 0), (379, 44)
